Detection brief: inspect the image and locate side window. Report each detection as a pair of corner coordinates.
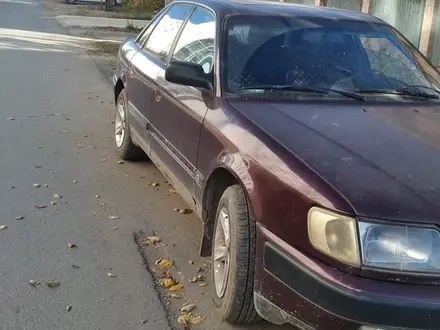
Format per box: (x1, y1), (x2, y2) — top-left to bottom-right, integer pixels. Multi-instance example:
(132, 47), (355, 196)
(137, 11), (164, 47)
(144, 4), (193, 62)
(171, 7), (215, 74)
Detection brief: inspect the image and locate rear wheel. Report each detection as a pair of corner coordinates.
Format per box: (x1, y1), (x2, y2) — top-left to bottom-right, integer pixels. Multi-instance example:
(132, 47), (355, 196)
(212, 185), (260, 324)
(114, 89), (143, 160)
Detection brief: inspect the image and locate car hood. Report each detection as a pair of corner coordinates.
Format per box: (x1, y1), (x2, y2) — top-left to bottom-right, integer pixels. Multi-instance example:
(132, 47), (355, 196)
(228, 99), (440, 223)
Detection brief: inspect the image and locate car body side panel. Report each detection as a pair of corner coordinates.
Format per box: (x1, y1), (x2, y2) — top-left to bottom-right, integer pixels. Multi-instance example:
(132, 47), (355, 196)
(115, 39), (139, 88)
(196, 98), (355, 269)
(127, 50), (163, 153)
(148, 66), (210, 208)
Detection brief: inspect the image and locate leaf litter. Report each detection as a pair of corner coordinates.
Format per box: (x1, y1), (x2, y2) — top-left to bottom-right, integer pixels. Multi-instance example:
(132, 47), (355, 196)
(177, 313), (205, 326)
(181, 303), (196, 313)
(174, 208), (193, 215)
(29, 280), (40, 288)
(169, 283), (184, 292)
(156, 259), (174, 268)
(47, 281), (60, 288)
(189, 274), (205, 283)
(141, 236), (161, 246)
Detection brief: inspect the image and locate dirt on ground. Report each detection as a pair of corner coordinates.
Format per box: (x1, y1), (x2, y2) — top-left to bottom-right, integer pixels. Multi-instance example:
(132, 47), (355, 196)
(41, 0), (153, 19)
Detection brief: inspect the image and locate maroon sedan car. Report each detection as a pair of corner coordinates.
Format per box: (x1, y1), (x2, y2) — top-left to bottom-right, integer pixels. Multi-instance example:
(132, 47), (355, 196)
(113, 0), (440, 329)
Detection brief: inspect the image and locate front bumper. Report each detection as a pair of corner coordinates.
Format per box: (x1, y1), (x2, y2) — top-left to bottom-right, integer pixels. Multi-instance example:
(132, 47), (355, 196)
(254, 224), (440, 330)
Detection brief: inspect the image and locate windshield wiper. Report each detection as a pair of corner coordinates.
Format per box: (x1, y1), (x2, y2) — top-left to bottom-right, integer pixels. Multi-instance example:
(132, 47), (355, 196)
(358, 88), (439, 99)
(240, 85), (366, 101)
(404, 85), (440, 95)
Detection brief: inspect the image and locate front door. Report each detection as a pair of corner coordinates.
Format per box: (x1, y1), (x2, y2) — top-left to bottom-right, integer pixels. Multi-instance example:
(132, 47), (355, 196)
(127, 3), (193, 153)
(148, 6), (216, 207)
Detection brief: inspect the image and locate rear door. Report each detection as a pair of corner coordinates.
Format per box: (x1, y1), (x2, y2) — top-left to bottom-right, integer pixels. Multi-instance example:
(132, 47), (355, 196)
(148, 6), (216, 207)
(127, 3), (193, 152)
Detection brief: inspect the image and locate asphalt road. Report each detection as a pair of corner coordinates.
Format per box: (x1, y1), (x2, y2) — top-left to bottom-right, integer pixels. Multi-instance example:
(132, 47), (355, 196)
(0, 1), (293, 329)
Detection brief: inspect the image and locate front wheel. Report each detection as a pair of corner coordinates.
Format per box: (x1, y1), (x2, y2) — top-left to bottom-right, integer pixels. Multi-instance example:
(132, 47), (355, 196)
(211, 185), (260, 324)
(114, 89), (144, 160)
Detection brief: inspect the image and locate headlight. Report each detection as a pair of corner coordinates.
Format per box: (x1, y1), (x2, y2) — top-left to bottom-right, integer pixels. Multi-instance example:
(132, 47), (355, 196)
(359, 222), (440, 273)
(308, 207), (360, 266)
(308, 207), (440, 273)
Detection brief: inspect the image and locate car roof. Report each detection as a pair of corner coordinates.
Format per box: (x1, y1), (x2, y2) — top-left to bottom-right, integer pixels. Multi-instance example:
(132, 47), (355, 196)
(173, 0), (383, 24)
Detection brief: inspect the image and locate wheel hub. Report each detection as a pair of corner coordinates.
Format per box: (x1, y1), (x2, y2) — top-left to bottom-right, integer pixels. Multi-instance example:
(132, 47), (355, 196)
(213, 207), (230, 298)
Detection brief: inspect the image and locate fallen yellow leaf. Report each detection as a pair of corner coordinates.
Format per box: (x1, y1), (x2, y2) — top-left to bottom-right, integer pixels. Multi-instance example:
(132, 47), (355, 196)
(177, 313), (205, 325)
(162, 278), (177, 288)
(177, 314), (191, 325)
(190, 315), (205, 325)
(157, 259), (174, 268)
(47, 281), (60, 288)
(169, 283), (184, 292)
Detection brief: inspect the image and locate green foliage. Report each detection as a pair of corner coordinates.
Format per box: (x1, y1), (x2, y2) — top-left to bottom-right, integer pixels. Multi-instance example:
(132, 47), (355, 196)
(122, 0), (164, 12)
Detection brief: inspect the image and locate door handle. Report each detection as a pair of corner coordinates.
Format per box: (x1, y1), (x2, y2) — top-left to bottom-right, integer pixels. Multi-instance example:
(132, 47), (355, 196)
(128, 64), (135, 77)
(154, 88), (162, 102)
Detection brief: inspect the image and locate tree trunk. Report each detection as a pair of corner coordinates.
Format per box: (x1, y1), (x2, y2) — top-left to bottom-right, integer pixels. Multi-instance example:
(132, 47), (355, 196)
(105, 0), (114, 11)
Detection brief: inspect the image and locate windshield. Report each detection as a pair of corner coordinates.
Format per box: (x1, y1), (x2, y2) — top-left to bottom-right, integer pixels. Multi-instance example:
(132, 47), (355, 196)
(223, 15), (440, 100)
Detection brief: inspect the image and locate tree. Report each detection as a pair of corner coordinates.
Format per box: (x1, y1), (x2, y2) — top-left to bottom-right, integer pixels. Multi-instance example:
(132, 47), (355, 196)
(104, 0), (114, 11)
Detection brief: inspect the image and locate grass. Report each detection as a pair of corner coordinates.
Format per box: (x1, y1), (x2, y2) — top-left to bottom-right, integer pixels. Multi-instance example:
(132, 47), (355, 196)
(111, 4), (155, 20)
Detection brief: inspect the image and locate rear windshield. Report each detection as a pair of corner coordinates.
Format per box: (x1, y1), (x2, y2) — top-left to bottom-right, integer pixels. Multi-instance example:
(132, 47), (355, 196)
(223, 14), (440, 100)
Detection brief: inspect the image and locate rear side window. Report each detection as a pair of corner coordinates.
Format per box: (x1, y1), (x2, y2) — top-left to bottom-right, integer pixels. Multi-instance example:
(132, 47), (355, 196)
(144, 4), (193, 61)
(171, 7), (215, 74)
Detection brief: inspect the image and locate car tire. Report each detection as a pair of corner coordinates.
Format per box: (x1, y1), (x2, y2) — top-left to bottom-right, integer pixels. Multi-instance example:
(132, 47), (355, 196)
(114, 89), (144, 160)
(212, 185), (261, 324)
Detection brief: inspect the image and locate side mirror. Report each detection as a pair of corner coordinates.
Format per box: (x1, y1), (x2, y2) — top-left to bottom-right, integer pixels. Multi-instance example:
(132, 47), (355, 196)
(165, 61), (213, 91)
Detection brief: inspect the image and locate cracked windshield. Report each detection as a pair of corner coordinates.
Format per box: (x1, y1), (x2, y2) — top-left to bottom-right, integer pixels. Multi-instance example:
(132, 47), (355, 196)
(1, 0), (440, 329)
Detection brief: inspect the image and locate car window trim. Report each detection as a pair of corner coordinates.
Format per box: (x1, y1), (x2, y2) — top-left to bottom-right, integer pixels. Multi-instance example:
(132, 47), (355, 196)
(142, 3), (195, 64)
(166, 3), (218, 90)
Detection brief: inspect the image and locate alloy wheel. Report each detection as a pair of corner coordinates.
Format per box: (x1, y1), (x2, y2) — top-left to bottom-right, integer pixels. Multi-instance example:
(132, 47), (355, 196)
(115, 97), (126, 148)
(213, 207), (231, 298)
